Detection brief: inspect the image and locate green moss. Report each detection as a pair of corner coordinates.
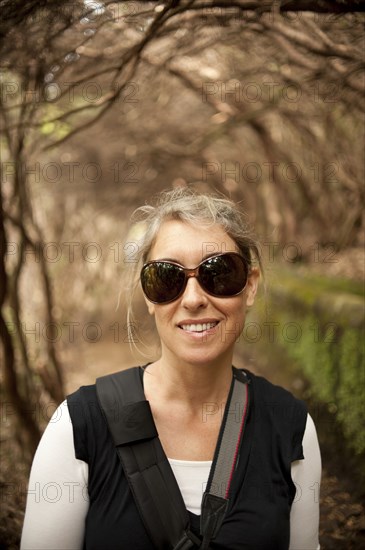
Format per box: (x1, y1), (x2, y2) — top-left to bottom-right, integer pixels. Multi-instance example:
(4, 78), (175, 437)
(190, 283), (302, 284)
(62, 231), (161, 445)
(336, 330), (365, 451)
(274, 267), (364, 297)
(246, 271), (365, 457)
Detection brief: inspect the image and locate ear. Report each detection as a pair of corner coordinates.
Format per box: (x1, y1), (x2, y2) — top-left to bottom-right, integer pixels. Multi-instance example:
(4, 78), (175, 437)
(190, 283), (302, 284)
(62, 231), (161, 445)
(143, 295), (155, 316)
(245, 267), (260, 307)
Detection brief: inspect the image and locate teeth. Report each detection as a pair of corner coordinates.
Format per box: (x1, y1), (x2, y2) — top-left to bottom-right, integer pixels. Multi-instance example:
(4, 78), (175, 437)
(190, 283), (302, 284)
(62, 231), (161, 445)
(180, 322), (218, 332)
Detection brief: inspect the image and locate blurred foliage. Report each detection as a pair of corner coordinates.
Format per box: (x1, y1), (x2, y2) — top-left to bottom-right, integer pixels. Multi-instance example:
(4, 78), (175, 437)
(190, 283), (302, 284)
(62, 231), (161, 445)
(1, 2), (364, 246)
(246, 269), (365, 458)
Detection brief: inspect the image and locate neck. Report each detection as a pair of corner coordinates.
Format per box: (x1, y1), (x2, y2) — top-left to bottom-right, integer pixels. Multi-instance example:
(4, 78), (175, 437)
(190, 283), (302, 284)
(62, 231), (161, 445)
(145, 352), (233, 410)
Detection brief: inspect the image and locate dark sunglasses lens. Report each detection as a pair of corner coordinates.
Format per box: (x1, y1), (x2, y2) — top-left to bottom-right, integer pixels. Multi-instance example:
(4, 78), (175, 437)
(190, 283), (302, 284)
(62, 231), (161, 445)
(200, 254), (248, 296)
(141, 262), (185, 303)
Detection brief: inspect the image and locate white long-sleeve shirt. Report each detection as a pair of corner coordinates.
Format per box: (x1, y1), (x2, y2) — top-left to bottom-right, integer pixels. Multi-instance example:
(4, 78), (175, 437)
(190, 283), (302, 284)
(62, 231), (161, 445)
(21, 402), (321, 549)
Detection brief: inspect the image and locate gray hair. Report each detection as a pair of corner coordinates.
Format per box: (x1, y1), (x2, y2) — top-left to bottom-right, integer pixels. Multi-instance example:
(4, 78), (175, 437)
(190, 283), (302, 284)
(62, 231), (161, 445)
(123, 187), (263, 352)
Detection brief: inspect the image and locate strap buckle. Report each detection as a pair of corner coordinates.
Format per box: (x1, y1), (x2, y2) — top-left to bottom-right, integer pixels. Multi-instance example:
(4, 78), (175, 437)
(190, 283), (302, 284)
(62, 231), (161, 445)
(173, 529), (202, 549)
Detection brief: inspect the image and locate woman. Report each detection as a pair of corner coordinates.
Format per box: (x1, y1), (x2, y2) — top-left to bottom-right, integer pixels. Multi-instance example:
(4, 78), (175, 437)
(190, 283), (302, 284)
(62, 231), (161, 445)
(21, 188), (321, 549)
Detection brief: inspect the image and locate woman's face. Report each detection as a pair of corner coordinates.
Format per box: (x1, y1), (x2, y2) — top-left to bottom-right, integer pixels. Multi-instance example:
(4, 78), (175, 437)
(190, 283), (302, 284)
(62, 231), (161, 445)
(144, 220), (259, 368)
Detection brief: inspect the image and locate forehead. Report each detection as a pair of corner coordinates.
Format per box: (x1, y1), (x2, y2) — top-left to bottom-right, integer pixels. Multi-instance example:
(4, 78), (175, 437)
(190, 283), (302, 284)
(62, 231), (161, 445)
(149, 219), (238, 260)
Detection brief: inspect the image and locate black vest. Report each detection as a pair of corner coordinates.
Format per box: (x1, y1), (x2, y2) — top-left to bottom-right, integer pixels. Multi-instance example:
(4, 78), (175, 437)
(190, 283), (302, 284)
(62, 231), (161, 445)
(67, 368), (307, 550)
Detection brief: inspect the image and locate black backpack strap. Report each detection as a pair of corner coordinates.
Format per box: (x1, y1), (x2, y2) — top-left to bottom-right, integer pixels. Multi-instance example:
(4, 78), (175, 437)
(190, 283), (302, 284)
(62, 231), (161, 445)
(96, 367), (198, 549)
(96, 366), (250, 550)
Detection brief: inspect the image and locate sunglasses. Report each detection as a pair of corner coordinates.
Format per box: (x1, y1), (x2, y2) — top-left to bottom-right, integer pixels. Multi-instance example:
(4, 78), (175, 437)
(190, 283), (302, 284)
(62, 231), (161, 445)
(140, 252), (249, 304)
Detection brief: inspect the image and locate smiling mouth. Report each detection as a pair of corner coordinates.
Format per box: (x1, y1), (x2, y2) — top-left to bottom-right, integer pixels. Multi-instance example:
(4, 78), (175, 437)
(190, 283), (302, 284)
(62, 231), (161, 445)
(179, 322), (219, 333)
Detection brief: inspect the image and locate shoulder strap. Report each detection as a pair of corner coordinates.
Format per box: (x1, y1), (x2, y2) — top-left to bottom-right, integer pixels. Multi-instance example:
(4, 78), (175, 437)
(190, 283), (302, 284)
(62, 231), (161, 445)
(96, 366), (250, 550)
(96, 367), (196, 549)
(199, 367), (250, 549)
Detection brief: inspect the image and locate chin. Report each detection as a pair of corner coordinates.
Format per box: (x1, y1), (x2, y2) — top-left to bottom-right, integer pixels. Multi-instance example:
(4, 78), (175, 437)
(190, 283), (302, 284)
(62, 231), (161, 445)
(178, 350), (229, 367)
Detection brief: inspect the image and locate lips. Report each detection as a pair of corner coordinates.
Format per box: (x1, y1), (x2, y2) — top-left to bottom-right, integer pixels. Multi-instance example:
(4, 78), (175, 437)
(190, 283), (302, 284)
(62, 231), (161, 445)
(178, 321), (219, 333)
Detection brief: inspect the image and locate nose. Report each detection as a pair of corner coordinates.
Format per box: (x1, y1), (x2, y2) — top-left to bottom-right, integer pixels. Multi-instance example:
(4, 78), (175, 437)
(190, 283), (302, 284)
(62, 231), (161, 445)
(180, 276), (208, 309)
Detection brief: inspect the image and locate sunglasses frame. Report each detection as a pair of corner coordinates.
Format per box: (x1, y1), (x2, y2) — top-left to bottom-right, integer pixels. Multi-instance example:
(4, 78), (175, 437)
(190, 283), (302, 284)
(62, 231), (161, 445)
(140, 252), (250, 304)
